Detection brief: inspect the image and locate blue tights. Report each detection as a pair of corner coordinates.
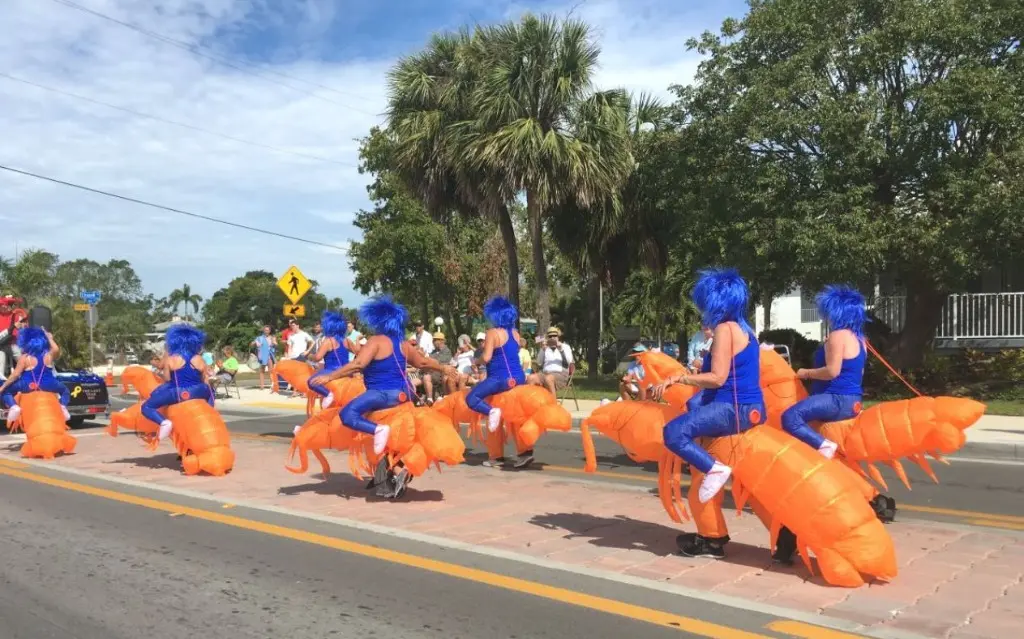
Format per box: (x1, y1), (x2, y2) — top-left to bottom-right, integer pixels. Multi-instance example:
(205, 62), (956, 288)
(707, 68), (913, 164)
(340, 389), (405, 435)
(663, 401), (766, 474)
(465, 373), (525, 415)
(2, 376), (69, 408)
(141, 381), (214, 425)
(781, 393), (862, 450)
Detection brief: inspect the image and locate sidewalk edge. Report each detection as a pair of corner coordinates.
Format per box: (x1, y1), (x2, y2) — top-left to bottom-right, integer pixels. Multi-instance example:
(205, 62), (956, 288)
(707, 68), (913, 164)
(5, 456), (930, 639)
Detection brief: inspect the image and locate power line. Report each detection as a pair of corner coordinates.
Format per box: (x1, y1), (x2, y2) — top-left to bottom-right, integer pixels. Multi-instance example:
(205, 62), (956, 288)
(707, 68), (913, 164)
(0, 163), (350, 253)
(0, 72), (357, 168)
(47, 0), (381, 116)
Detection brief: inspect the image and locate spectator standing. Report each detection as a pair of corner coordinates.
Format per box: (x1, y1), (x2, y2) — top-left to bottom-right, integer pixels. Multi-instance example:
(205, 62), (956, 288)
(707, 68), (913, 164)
(529, 327), (574, 395)
(687, 326), (714, 373)
(346, 320), (362, 358)
(413, 320), (435, 356)
(519, 340), (533, 376)
(310, 321), (325, 371)
(250, 325), (277, 390)
(286, 320), (314, 362)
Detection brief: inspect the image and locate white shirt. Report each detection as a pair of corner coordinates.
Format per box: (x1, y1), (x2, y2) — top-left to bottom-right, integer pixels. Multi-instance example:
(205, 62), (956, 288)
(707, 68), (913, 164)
(540, 343), (573, 373)
(455, 350), (474, 375)
(416, 330), (434, 355)
(346, 330), (362, 356)
(286, 330), (312, 359)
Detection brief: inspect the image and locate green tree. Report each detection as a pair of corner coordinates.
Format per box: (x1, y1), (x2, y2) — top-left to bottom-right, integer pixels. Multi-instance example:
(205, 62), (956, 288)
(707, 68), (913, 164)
(469, 14), (634, 333)
(386, 33), (523, 312)
(201, 271), (340, 353)
(165, 283), (203, 320)
(683, 0), (1024, 366)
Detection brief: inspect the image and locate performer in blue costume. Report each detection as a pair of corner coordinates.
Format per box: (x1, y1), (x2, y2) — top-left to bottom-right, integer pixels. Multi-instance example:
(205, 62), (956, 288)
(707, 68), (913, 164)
(0, 327), (71, 423)
(466, 295), (526, 434)
(782, 285), (867, 459)
(142, 324), (214, 444)
(652, 268), (766, 526)
(307, 310), (359, 409)
(321, 296), (456, 497)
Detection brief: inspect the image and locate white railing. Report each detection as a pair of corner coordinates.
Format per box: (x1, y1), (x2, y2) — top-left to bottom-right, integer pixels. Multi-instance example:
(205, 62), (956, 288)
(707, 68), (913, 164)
(870, 292), (1024, 340)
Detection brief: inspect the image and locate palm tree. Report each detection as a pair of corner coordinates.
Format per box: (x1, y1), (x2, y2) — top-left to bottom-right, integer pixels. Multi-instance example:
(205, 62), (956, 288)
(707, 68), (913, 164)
(386, 30), (523, 311)
(165, 284), (202, 320)
(467, 14), (634, 333)
(548, 92), (673, 377)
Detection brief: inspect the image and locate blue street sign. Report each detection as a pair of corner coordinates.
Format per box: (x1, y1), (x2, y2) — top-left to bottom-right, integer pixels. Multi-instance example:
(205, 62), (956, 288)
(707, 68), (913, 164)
(80, 290), (101, 305)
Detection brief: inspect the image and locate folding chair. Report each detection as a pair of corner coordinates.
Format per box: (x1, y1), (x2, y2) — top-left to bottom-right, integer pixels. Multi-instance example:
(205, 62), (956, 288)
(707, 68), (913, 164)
(557, 362), (580, 411)
(214, 371), (241, 400)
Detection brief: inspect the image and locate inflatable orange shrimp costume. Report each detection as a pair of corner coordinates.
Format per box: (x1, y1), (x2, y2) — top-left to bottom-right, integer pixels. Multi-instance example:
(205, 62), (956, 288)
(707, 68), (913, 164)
(107, 365), (164, 437)
(433, 386), (573, 461)
(285, 371), (467, 485)
(273, 359), (321, 415)
(7, 391), (77, 459)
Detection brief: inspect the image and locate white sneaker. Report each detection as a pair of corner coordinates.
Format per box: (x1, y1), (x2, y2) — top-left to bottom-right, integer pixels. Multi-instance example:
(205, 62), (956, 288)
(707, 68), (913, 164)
(616, 397), (623, 402)
(158, 419), (173, 441)
(7, 405), (21, 422)
(487, 407), (502, 433)
(818, 439), (838, 459)
(293, 425), (302, 436)
(698, 462), (732, 503)
(321, 393), (334, 409)
(373, 425), (391, 455)
(600, 398), (611, 406)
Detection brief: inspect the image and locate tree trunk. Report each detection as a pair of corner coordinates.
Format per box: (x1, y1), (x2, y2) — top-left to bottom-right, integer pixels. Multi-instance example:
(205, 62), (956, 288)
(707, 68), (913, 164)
(526, 190), (550, 333)
(890, 282), (947, 369)
(495, 204), (521, 320)
(586, 271), (600, 380)
(762, 291), (774, 335)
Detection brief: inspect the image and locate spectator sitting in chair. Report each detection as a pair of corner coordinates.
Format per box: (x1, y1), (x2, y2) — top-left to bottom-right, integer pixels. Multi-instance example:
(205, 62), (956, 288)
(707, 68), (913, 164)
(421, 331), (453, 404)
(618, 343), (648, 401)
(208, 346), (239, 393)
(472, 332), (487, 382)
(453, 334), (477, 390)
(528, 327), (573, 396)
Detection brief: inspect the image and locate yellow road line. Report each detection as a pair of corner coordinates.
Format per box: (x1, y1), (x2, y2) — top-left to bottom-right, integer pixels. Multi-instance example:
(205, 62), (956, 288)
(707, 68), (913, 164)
(767, 620), (867, 638)
(0, 464), (774, 639)
(966, 519), (1024, 531)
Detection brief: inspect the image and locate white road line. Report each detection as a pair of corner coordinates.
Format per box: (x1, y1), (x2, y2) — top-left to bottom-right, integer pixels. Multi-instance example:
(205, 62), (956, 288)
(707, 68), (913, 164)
(0, 456), (928, 639)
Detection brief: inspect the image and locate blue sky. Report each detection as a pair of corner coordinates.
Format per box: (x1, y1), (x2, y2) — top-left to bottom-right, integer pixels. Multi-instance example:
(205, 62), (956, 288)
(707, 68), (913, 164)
(0, 0), (747, 308)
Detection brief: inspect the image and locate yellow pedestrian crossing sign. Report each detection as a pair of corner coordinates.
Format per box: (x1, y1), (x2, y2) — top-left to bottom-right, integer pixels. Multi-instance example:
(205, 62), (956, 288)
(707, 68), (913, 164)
(277, 265), (311, 304)
(283, 304), (305, 318)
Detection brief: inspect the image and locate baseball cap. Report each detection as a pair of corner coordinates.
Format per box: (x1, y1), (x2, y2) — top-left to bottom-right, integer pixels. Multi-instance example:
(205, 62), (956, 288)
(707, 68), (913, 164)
(432, 331), (445, 340)
(476, 332), (486, 341)
(630, 343), (648, 353)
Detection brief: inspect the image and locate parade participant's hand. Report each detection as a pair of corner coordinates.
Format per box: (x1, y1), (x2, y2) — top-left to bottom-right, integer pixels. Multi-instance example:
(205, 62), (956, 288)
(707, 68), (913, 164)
(441, 365), (458, 380)
(650, 381), (669, 401)
(796, 368), (811, 380)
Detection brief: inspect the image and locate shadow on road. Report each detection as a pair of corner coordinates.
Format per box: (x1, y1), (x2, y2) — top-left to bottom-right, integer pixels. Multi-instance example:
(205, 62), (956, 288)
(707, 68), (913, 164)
(276, 472), (444, 503)
(108, 453), (182, 471)
(527, 512), (773, 569)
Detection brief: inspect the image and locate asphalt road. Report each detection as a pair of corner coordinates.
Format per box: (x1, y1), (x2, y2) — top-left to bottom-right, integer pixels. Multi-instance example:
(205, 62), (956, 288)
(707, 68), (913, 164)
(102, 397), (1024, 527)
(0, 466), (822, 639)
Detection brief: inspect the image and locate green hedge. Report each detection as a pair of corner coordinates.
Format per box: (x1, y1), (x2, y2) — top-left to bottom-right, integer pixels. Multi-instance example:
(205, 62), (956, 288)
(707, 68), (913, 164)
(759, 329), (1024, 402)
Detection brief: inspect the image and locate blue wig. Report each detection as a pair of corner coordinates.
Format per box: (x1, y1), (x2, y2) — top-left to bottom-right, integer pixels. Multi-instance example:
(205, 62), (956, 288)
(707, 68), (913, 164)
(816, 285), (867, 336)
(321, 310), (347, 339)
(17, 327), (50, 358)
(691, 268), (752, 332)
(165, 324), (205, 359)
(359, 295), (408, 339)
(483, 295), (518, 329)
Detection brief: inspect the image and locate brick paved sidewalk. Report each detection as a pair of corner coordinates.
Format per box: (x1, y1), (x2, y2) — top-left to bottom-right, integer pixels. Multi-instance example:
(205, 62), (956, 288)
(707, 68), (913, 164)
(4, 432), (1021, 638)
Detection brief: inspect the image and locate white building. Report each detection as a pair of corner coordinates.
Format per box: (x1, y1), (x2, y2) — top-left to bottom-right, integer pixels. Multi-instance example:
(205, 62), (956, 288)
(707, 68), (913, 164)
(755, 264), (1024, 349)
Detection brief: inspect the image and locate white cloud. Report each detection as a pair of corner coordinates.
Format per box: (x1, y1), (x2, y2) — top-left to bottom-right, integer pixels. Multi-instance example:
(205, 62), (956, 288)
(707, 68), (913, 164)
(0, 0), (733, 310)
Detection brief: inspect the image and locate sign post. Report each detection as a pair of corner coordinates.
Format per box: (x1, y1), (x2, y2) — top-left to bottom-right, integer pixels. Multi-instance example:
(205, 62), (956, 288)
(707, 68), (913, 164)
(79, 290), (101, 369)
